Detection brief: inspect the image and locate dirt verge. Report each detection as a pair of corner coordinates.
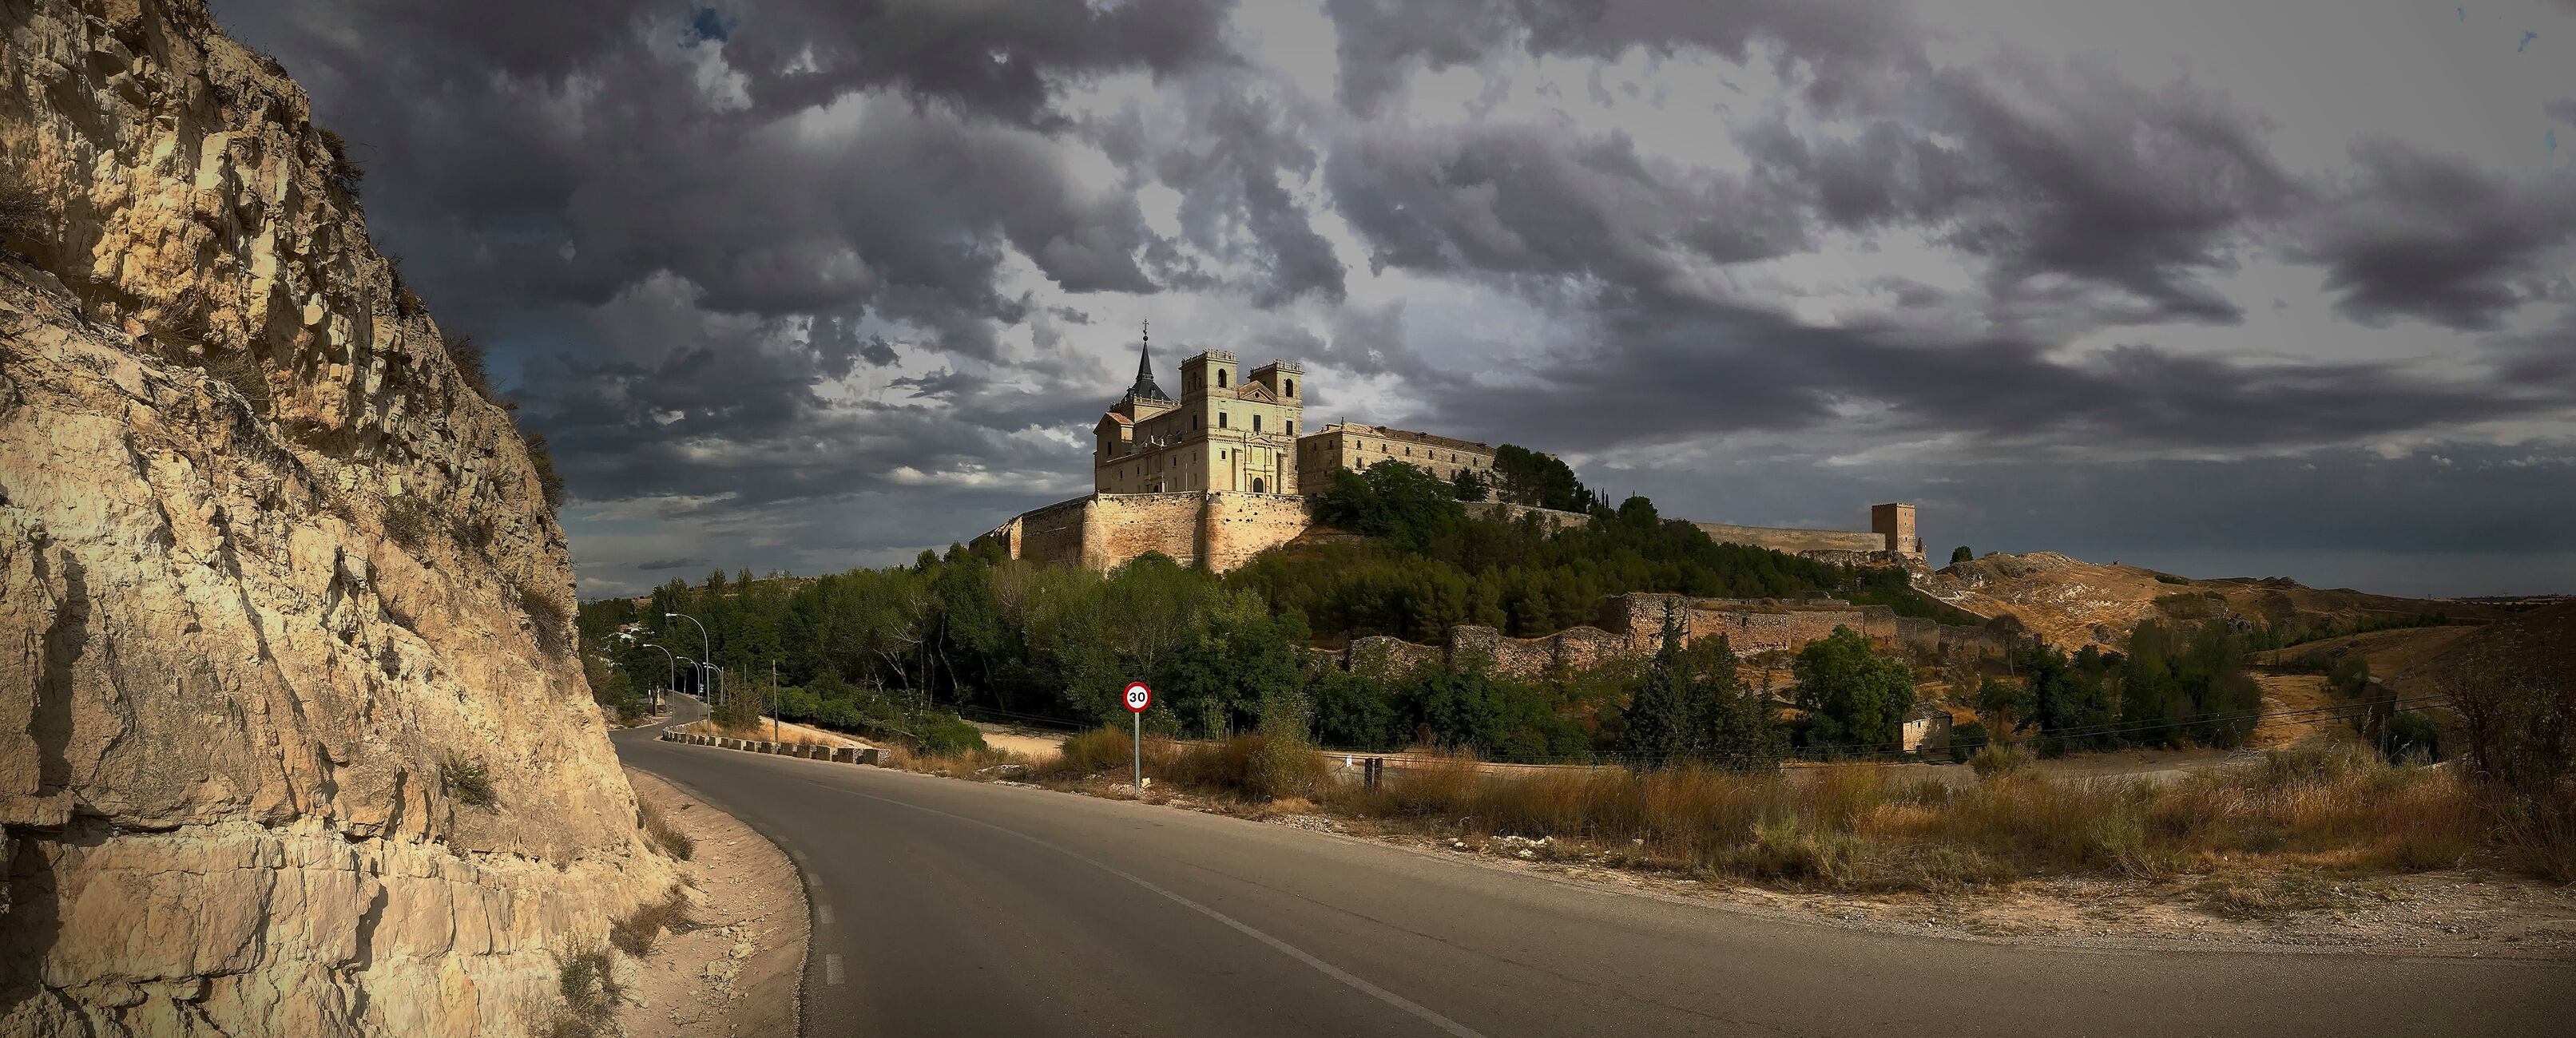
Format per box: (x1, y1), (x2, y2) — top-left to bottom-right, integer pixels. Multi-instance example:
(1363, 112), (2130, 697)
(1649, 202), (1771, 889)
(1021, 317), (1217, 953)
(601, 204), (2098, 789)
(615, 769), (809, 1037)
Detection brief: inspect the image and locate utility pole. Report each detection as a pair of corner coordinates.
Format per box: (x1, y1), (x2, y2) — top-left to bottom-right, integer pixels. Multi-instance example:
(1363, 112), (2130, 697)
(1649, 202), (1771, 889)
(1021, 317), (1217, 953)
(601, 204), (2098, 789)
(770, 660), (779, 743)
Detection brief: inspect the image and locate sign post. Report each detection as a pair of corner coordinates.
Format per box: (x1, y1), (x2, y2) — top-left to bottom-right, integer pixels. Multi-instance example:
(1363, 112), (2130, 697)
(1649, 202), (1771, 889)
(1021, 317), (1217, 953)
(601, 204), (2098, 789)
(1122, 681), (1152, 790)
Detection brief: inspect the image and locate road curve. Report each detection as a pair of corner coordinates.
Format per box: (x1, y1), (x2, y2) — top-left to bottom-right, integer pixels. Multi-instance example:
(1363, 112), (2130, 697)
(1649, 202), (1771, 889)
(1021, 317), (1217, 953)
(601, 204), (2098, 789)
(614, 706), (2566, 1037)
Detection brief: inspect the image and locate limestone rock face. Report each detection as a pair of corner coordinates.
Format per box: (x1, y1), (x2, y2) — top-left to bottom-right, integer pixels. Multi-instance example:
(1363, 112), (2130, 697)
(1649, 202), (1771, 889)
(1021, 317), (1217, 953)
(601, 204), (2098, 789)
(0, 2), (672, 1033)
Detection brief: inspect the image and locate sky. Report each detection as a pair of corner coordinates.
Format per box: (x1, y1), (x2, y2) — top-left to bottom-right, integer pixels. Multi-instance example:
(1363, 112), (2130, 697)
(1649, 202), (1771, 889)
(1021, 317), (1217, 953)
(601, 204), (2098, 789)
(208, 0), (2576, 599)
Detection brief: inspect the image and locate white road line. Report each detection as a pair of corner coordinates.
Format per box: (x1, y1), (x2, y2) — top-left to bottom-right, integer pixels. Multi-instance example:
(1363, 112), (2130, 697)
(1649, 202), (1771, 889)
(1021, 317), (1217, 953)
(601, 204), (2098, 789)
(816, 902), (835, 926)
(785, 775), (1490, 1038)
(824, 953), (845, 986)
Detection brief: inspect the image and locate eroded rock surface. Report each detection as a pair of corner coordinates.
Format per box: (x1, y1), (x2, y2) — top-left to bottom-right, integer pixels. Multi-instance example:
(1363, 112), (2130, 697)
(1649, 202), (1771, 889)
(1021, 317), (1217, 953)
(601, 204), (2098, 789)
(2, 2), (671, 1033)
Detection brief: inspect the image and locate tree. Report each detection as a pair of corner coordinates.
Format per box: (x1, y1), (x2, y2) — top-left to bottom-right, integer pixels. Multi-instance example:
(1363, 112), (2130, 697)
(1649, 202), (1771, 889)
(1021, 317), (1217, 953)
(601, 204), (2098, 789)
(1790, 626), (1915, 752)
(1951, 545), (1973, 565)
(1620, 608), (1783, 770)
(1618, 609), (1695, 763)
(1451, 468), (1491, 502)
(1313, 462), (1468, 550)
(1489, 444), (1594, 512)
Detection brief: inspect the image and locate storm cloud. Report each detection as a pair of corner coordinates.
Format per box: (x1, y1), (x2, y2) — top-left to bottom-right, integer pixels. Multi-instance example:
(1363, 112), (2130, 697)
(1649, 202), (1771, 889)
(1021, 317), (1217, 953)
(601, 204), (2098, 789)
(208, 0), (2576, 596)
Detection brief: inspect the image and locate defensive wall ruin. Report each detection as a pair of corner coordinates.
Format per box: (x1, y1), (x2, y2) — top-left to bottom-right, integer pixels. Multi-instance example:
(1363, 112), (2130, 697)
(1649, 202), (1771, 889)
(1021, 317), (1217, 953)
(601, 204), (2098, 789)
(1465, 501), (1921, 566)
(1312, 592), (2010, 679)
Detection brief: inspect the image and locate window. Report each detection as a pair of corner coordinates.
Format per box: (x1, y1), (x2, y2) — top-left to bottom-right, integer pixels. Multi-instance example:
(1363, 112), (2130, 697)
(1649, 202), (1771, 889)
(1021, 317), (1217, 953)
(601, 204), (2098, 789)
(1252, 414), (1262, 432)
(1288, 421), (1296, 435)
(1285, 378), (1295, 397)
(1219, 412), (1228, 428)
(1252, 477), (1265, 493)
(1192, 415), (1199, 430)
(1217, 370), (1228, 387)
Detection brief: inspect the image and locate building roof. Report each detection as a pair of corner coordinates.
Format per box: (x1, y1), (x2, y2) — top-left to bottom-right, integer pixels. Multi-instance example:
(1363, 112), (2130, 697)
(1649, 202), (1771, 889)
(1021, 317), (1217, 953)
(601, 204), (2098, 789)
(1124, 328), (1171, 403)
(1311, 422), (1493, 454)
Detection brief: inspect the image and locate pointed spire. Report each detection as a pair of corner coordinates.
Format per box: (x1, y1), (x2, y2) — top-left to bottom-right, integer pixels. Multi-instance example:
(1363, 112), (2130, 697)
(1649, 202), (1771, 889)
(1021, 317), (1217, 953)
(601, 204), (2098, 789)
(1124, 320), (1170, 402)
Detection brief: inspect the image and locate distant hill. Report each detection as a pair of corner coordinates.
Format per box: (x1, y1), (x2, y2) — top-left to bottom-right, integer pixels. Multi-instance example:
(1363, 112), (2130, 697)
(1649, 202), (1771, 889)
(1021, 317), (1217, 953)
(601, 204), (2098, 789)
(1919, 551), (2516, 652)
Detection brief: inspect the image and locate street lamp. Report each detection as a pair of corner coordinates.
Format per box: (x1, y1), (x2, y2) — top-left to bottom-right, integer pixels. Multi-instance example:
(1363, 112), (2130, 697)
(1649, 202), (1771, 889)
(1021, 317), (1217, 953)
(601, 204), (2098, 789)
(637, 643), (677, 713)
(665, 612), (713, 704)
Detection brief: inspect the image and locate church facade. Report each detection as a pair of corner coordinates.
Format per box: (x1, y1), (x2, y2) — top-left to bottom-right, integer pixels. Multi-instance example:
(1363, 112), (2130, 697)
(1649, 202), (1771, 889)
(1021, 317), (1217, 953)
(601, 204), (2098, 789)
(1093, 334), (1310, 496)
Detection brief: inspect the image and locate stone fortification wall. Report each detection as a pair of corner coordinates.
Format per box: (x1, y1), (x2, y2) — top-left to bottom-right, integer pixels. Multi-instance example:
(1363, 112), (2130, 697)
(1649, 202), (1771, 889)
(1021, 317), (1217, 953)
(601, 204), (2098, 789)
(1693, 522), (1887, 557)
(986, 495), (1091, 567)
(975, 491), (1312, 572)
(1463, 501), (1589, 531)
(1090, 493), (1205, 568)
(1200, 492), (1313, 571)
(1314, 592), (2002, 680)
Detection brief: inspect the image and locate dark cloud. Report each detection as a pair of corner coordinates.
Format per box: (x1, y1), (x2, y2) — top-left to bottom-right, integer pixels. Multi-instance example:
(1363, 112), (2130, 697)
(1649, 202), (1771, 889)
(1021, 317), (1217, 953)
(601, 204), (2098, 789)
(2291, 140), (2576, 331)
(1327, 121), (1808, 288)
(1407, 296), (2570, 458)
(1323, 0), (1915, 115)
(203, 0), (2576, 598)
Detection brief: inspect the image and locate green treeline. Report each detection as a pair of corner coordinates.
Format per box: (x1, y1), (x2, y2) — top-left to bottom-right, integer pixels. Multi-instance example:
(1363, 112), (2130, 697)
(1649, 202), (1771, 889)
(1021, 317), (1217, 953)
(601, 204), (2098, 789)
(1237, 461), (1947, 642)
(1968, 620), (2264, 757)
(574, 459), (2272, 765)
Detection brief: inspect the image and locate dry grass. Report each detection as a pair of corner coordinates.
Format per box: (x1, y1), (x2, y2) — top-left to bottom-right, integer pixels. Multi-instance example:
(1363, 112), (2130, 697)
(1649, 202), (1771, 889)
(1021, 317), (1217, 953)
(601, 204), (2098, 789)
(887, 743), (1016, 775)
(543, 941), (620, 1037)
(608, 885), (693, 957)
(441, 751), (496, 810)
(638, 801), (694, 861)
(1032, 738), (2487, 892)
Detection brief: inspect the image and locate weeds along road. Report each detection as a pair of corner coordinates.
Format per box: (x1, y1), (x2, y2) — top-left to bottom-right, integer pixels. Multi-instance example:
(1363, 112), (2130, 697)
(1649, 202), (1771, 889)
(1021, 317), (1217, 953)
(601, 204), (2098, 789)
(614, 703), (2566, 1038)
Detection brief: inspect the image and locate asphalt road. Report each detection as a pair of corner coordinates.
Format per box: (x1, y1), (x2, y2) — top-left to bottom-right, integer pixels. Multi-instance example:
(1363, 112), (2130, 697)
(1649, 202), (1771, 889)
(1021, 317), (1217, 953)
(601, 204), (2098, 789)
(614, 701), (2568, 1037)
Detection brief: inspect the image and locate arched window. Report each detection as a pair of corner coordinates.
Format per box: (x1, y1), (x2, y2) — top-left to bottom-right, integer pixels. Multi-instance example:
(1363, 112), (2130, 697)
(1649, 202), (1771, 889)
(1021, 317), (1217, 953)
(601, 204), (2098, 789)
(1285, 378), (1295, 397)
(1252, 477), (1265, 493)
(1217, 370), (1228, 387)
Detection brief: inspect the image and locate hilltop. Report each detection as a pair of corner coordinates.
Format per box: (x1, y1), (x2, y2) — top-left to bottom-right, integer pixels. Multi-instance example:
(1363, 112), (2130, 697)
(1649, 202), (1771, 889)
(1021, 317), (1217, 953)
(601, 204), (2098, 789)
(1919, 551), (2511, 652)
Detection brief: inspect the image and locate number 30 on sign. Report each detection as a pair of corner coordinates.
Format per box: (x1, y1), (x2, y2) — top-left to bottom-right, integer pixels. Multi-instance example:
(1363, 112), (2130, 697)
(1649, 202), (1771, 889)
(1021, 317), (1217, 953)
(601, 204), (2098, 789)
(1123, 681), (1152, 712)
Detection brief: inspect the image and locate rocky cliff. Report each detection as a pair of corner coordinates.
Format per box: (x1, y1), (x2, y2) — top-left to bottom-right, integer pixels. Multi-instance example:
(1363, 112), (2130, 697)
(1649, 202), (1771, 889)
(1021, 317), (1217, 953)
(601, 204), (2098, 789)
(1, 1), (673, 1033)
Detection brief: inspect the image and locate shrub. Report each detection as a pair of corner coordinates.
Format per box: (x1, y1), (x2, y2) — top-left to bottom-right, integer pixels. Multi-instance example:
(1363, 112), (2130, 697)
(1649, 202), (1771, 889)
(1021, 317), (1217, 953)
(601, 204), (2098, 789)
(547, 941), (619, 1036)
(0, 167), (44, 240)
(525, 431), (567, 513)
(1053, 727), (1134, 776)
(316, 128), (364, 198)
(1948, 720), (1988, 764)
(442, 751), (495, 809)
(1967, 741), (2030, 778)
(639, 801), (694, 861)
(202, 351), (271, 410)
(918, 715), (987, 755)
(609, 885), (692, 957)
(383, 496), (440, 553)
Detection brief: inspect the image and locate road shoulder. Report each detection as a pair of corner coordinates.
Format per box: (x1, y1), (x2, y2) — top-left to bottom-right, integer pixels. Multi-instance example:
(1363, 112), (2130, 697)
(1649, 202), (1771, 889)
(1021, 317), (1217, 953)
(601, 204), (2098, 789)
(617, 768), (809, 1037)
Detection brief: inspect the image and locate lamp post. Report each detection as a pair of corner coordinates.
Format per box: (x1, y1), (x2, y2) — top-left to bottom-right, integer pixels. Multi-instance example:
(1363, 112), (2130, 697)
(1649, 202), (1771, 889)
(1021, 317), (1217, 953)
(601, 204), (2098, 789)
(665, 612), (712, 704)
(637, 643), (676, 713)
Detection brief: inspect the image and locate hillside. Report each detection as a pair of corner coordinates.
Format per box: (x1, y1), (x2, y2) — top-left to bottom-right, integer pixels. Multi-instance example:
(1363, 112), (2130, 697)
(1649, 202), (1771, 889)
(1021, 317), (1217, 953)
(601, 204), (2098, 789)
(1919, 551), (2508, 652)
(1, 2), (669, 1034)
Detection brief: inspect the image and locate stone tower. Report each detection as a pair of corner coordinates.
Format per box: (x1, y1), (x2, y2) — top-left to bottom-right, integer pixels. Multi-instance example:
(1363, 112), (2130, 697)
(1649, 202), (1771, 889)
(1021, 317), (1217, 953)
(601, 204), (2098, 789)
(1871, 502), (1921, 558)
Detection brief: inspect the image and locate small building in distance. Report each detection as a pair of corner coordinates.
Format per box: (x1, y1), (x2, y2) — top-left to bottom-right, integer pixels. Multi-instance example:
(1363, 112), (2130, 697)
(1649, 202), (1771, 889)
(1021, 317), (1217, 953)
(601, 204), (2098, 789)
(1296, 422), (1496, 484)
(1901, 703), (1955, 755)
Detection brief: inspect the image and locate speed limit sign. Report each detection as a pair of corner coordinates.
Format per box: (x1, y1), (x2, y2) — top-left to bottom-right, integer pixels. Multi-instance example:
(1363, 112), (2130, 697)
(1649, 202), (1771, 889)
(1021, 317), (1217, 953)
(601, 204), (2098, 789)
(1122, 681), (1152, 712)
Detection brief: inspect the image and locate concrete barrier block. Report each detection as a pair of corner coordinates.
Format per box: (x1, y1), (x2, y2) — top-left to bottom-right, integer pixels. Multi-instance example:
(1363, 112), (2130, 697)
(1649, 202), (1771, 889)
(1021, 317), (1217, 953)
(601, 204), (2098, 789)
(832, 747), (855, 763)
(858, 747), (889, 766)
